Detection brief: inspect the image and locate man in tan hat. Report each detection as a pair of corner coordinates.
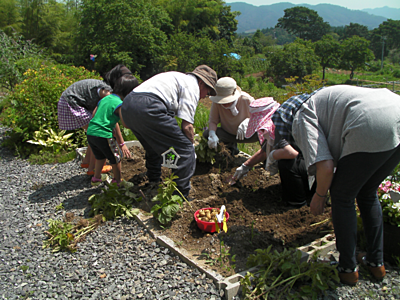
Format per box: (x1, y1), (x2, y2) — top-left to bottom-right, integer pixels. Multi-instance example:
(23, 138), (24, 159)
(204, 77), (259, 155)
(120, 65), (217, 198)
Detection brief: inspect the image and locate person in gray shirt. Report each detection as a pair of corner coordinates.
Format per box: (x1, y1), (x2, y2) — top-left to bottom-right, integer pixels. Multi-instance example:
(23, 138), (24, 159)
(268, 85), (400, 286)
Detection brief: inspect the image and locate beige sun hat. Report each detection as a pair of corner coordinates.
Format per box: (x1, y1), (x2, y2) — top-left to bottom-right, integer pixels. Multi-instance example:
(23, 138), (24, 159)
(209, 77), (241, 104)
(187, 65), (218, 96)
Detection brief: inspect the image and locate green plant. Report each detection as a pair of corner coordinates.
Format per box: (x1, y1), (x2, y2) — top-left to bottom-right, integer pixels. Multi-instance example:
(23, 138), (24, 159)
(27, 126), (76, 154)
(43, 215), (103, 252)
(88, 181), (140, 220)
(55, 203), (64, 211)
(195, 132), (220, 164)
(204, 239), (236, 273)
(0, 63), (102, 156)
(241, 246), (339, 299)
(28, 150), (76, 165)
(151, 174), (191, 226)
(20, 265), (29, 272)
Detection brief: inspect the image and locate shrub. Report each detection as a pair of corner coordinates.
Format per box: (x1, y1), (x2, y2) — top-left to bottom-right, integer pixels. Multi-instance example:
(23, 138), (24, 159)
(0, 63), (102, 157)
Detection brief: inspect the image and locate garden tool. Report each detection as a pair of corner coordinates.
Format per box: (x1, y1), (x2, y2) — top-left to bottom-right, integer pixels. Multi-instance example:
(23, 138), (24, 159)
(215, 205), (228, 233)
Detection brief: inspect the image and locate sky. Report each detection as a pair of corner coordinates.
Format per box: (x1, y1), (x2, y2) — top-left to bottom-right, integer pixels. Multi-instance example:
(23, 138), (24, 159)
(228, 0), (400, 10)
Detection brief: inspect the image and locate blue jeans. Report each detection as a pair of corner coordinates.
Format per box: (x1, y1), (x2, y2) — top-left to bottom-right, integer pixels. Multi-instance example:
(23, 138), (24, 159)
(331, 145), (400, 270)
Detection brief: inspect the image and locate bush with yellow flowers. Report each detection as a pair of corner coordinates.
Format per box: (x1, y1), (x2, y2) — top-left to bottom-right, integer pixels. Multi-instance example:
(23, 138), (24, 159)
(0, 63), (102, 156)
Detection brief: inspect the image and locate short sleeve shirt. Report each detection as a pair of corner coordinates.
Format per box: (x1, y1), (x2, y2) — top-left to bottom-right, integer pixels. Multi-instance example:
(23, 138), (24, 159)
(87, 94), (122, 139)
(61, 79), (112, 112)
(292, 85), (400, 175)
(133, 72), (199, 124)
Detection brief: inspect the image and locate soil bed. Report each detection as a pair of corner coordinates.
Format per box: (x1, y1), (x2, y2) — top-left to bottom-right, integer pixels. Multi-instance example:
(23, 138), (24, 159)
(122, 146), (333, 277)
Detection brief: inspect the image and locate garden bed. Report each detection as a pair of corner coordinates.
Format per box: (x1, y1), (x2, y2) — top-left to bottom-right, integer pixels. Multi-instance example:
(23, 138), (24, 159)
(121, 145), (334, 277)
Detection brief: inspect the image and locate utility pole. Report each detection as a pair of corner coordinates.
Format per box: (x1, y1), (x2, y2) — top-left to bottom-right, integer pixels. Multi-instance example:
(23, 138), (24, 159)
(381, 36), (386, 70)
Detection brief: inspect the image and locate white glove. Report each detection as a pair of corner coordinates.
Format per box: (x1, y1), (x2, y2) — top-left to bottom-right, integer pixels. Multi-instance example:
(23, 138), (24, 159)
(233, 163), (251, 180)
(236, 118), (250, 140)
(208, 130), (219, 149)
(266, 150), (279, 176)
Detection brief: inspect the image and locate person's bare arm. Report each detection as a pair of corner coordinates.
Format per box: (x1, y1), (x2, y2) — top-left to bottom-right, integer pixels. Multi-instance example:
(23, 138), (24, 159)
(99, 88), (111, 99)
(182, 120), (194, 143)
(273, 144), (298, 160)
(243, 149), (267, 168)
(112, 113), (131, 159)
(119, 109), (128, 128)
(310, 159), (334, 215)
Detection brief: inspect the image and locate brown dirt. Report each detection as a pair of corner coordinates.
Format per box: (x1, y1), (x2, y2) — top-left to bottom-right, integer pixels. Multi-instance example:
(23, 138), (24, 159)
(121, 146), (333, 277)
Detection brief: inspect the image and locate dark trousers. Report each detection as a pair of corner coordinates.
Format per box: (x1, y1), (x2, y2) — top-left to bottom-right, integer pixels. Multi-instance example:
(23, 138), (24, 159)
(278, 155), (315, 206)
(121, 93), (195, 197)
(331, 145), (400, 270)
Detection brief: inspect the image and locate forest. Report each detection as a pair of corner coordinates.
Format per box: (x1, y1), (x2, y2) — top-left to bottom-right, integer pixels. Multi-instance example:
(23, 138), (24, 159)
(1, 0), (400, 160)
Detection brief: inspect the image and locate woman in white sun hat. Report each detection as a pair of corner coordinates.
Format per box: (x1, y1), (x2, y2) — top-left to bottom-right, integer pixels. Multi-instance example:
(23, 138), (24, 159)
(204, 77), (259, 155)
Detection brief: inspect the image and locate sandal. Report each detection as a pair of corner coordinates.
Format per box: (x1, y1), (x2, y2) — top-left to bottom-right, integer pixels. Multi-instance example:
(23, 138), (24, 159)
(80, 163), (89, 168)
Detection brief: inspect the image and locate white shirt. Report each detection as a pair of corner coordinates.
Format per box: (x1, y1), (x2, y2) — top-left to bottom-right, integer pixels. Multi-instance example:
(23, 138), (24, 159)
(134, 72), (200, 124)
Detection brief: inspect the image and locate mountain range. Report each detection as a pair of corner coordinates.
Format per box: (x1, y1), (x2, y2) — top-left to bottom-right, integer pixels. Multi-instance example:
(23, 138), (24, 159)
(227, 2), (400, 33)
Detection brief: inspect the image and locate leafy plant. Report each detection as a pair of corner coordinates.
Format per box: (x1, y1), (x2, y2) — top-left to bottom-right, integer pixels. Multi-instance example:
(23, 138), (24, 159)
(195, 132), (220, 164)
(241, 246), (339, 299)
(0, 63), (102, 156)
(55, 203), (64, 211)
(43, 215), (103, 253)
(151, 174), (185, 226)
(88, 181), (140, 220)
(27, 126), (76, 154)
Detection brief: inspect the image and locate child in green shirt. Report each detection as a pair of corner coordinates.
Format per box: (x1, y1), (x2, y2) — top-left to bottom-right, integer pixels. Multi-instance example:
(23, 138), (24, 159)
(87, 74), (139, 186)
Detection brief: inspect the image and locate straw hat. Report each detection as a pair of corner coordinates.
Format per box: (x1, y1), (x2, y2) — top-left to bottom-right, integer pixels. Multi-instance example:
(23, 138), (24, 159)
(209, 77), (241, 104)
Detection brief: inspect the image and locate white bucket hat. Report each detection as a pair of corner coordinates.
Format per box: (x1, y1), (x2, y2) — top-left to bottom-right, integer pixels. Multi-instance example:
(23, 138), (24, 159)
(209, 77), (241, 104)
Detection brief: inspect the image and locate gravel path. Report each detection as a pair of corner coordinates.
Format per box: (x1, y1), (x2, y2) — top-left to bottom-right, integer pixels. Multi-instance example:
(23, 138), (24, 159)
(0, 126), (400, 300)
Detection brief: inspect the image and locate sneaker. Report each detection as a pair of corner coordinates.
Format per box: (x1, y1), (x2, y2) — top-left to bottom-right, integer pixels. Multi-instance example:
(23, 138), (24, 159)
(357, 253), (386, 281)
(91, 174), (109, 187)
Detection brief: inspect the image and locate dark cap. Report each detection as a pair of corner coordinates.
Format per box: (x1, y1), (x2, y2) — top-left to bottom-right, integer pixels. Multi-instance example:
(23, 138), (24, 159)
(187, 65), (218, 96)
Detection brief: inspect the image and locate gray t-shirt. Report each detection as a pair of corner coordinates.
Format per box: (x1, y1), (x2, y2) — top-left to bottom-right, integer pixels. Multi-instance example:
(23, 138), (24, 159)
(292, 85), (400, 175)
(62, 79), (111, 112)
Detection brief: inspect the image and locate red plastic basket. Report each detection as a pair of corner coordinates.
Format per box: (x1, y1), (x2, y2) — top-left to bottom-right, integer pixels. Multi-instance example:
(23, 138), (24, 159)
(194, 207), (230, 233)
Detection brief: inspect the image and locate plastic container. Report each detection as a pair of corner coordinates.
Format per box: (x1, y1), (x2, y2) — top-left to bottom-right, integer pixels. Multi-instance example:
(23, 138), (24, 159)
(194, 207), (230, 233)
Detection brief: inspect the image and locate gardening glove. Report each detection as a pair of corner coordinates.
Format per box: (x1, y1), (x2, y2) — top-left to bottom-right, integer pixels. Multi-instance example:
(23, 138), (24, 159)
(208, 130), (219, 149)
(236, 118), (250, 140)
(233, 163), (251, 180)
(266, 150), (279, 176)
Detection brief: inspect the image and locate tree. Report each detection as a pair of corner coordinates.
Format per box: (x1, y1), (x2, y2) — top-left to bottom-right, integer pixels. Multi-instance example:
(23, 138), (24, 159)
(0, 30), (44, 91)
(0, 0), (21, 35)
(276, 6), (330, 42)
(76, 0), (171, 79)
(314, 35), (340, 79)
(156, 0), (238, 42)
(344, 23), (369, 40)
(369, 19), (400, 60)
(340, 36), (374, 79)
(267, 39), (319, 82)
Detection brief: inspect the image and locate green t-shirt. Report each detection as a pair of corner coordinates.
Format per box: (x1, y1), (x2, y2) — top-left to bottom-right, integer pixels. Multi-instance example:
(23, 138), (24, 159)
(87, 94), (122, 138)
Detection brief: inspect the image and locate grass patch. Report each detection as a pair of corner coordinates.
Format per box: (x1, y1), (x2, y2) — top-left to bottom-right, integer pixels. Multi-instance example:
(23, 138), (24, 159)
(28, 150), (76, 165)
